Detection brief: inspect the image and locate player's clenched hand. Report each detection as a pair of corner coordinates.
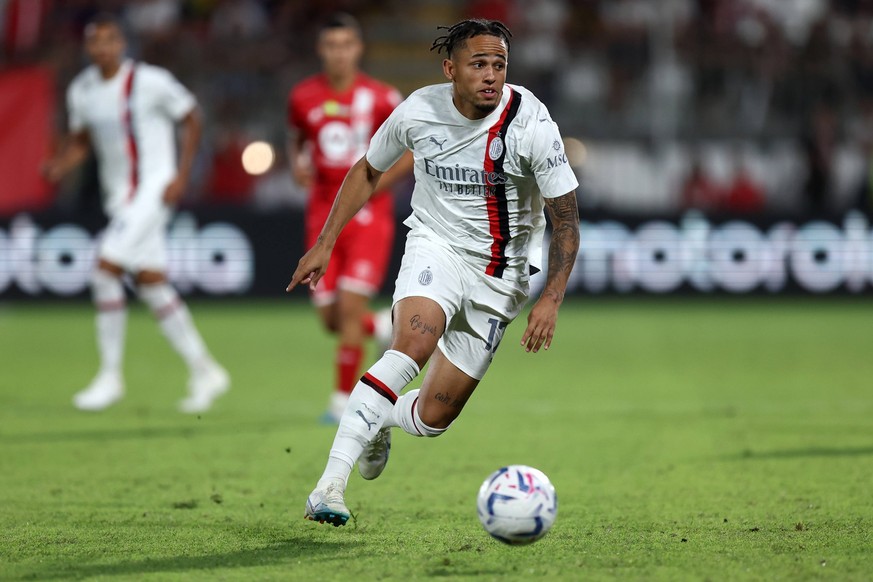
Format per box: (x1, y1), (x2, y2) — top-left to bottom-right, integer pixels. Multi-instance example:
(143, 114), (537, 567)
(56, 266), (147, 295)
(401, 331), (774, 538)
(41, 160), (65, 183)
(162, 175), (186, 205)
(286, 243), (331, 292)
(292, 162), (313, 189)
(520, 295), (560, 353)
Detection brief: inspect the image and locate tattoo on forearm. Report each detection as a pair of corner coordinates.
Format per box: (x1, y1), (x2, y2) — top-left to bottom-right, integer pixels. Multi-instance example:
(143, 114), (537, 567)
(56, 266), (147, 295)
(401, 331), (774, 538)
(409, 314), (438, 336)
(544, 194), (580, 302)
(434, 391), (467, 409)
(545, 192), (578, 220)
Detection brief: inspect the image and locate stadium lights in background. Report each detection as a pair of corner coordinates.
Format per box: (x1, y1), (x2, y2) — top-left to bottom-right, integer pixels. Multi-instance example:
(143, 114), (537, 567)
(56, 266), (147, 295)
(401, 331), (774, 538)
(564, 137), (587, 168)
(241, 141), (275, 175)
(239, 137), (582, 175)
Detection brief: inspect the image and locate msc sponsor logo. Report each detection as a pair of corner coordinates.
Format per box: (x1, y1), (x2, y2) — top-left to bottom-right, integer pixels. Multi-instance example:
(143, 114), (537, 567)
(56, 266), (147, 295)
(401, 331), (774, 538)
(546, 153), (568, 169)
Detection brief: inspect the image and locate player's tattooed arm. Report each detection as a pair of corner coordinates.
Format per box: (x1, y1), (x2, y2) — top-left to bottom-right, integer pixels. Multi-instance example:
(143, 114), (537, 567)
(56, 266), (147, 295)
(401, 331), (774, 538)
(542, 192), (580, 304)
(520, 191), (579, 353)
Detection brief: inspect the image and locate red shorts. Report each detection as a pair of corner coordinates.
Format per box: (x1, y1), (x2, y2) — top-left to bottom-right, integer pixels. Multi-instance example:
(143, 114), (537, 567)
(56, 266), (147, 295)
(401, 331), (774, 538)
(306, 196), (394, 306)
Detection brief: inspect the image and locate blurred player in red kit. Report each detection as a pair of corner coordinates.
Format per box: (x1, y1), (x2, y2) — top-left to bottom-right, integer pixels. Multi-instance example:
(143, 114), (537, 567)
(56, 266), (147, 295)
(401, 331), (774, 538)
(287, 13), (412, 423)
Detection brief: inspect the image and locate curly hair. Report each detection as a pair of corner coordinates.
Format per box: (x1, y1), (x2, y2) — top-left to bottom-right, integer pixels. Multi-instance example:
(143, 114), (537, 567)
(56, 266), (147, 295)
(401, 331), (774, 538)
(430, 19), (512, 58)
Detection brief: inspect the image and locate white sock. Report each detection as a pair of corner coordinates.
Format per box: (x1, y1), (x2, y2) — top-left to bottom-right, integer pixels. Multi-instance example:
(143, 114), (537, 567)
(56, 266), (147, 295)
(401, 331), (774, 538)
(318, 349), (420, 488)
(385, 389), (448, 438)
(92, 270), (127, 377)
(138, 283), (209, 372)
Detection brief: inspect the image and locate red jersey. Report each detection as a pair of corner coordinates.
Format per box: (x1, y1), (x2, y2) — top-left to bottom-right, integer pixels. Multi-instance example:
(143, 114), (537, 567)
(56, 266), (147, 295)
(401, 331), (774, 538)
(288, 73), (402, 214)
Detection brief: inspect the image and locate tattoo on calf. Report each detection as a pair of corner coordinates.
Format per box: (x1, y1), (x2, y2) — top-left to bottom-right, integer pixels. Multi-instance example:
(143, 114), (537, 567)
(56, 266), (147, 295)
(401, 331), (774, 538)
(434, 391), (467, 408)
(410, 314), (438, 336)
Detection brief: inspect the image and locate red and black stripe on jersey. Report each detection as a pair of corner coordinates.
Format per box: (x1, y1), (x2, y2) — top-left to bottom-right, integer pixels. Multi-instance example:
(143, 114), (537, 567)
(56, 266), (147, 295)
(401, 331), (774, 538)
(122, 63), (139, 201)
(483, 89), (522, 279)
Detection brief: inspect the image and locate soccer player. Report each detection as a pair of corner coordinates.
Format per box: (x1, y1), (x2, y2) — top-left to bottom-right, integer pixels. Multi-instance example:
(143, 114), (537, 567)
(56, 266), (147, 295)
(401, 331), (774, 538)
(287, 13), (412, 423)
(287, 18), (580, 526)
(42, 14), (229, 413)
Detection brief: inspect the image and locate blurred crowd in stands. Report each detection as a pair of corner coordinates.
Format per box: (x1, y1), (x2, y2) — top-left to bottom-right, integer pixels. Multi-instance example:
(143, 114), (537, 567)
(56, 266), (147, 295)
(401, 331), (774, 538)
(2, 0), (873, 217)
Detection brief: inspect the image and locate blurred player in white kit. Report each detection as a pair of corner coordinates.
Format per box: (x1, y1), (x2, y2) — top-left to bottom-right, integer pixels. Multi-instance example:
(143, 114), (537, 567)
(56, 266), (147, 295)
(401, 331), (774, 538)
(43, 13), (229, 413)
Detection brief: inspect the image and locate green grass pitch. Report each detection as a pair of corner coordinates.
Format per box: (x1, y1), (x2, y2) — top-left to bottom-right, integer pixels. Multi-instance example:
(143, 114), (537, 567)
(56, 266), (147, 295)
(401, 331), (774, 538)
(1, 297), (872, 581)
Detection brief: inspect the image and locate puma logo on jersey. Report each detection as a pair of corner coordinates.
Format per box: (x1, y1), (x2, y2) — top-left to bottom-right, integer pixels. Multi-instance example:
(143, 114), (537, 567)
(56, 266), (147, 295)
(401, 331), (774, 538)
(428, 136), (447, 150)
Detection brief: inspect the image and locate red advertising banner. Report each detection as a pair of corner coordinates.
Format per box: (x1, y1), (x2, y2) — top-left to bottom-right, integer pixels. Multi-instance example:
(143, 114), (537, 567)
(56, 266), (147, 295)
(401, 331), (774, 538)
(0, 66), (55, 216)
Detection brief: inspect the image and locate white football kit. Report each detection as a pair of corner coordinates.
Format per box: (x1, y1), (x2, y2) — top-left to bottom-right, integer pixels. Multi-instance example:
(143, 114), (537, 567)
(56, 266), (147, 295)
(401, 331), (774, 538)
(366, 83), (579, 379)
(67, 59), (196, 271)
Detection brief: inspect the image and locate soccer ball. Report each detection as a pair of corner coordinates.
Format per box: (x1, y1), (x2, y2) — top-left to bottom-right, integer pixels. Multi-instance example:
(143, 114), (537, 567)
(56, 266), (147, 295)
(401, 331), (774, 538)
(476, 465), (558, 545)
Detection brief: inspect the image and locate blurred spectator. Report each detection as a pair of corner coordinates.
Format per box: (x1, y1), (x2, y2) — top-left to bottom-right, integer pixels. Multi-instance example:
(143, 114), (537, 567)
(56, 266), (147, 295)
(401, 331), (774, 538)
(854, 158), (873, 215)
(599, 0), (653, 112)
(208, 0), (268, 41)
(510, 0), (569, 106)
(2, 0), (51, 61)
(252, 162), (306, 210)
(7, 0), (873, 217)
(464, 0), (517, 24)
(680, 159), (722, 211)
(123, 0), (183, 67)
(124, 0), (180, 39)
(852, 103), (873, 215)
(205, 123), (256, 205)
(801, 104), (838, 215)
(723, 160), (765, 214)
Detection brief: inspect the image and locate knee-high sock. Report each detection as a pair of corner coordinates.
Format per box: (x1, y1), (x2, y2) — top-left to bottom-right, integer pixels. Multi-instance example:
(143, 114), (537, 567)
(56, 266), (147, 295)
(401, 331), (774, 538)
(384, 389), (448, 438)
(92, 270), (127, 376)
(319, 349), (420, 487)
(138, 283), (209, 372)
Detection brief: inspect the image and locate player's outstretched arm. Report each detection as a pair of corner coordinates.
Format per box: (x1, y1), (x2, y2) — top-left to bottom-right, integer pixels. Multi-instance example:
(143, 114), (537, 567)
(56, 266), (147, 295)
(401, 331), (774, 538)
(286, 155), (384, 292)
(521, 191), (580, 353)
(41, 131), (90, 183)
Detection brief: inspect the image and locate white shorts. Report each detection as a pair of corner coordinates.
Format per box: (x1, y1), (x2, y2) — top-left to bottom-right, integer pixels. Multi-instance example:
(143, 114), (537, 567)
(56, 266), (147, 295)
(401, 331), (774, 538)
(392, 233), (530, 380)
(99, 189), (171, 272)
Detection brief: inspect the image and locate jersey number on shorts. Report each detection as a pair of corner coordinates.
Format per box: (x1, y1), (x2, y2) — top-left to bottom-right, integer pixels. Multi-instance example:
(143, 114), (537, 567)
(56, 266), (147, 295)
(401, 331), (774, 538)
(484, 317), (508, 354)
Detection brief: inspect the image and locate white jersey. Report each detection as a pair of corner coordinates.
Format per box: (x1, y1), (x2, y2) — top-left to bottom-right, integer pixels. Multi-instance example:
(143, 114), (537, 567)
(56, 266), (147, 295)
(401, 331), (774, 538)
(67, 59), (196, 216)
(366, 83), (578, 278)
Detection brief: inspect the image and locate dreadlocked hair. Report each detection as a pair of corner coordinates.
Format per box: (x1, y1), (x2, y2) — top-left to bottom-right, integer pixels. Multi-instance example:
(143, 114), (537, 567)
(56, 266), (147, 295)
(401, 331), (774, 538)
(430, 19), (512, 58)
